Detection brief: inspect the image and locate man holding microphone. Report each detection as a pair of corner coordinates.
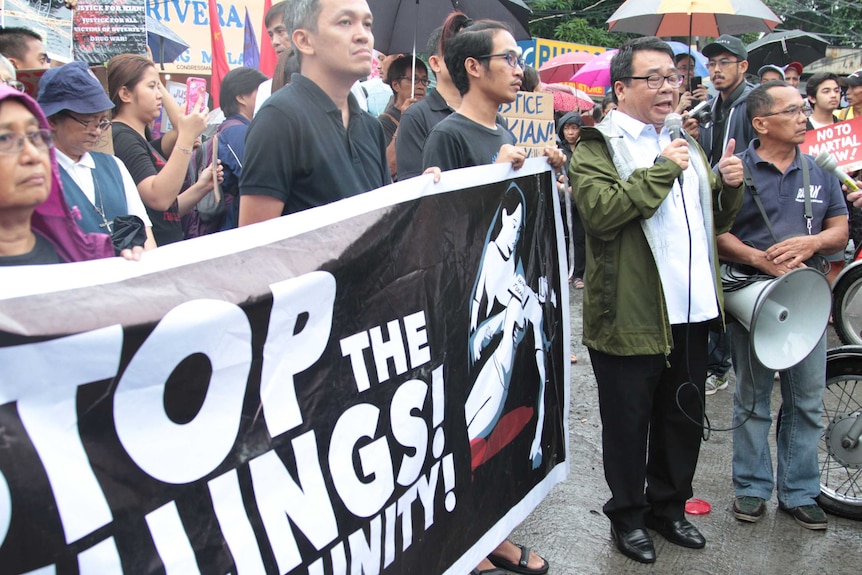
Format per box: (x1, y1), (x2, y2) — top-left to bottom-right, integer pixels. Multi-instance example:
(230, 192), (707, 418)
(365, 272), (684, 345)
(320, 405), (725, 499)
(571, 37), (744, 564)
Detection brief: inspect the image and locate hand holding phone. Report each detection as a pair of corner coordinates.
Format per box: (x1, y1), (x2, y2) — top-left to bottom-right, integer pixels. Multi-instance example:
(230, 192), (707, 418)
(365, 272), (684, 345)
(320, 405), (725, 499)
(185, 77), (209, 115)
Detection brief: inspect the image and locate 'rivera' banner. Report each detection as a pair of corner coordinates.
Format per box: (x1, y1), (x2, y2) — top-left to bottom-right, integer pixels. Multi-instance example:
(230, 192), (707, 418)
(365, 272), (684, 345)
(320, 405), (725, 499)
(0, 160), (569, 574)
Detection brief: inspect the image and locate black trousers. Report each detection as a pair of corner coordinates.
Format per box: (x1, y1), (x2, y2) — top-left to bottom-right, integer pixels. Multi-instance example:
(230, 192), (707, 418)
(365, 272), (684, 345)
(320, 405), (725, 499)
(589, 321), (709, 531)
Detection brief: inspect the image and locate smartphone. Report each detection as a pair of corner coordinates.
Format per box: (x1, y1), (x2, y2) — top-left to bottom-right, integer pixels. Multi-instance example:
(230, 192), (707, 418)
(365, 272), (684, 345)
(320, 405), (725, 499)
(185, 77), (208, 114)
(690, 76), (702, 91)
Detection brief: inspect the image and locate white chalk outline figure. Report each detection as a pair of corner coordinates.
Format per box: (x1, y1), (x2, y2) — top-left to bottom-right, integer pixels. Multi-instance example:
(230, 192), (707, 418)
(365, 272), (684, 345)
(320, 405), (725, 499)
(466, 183), (556, 471)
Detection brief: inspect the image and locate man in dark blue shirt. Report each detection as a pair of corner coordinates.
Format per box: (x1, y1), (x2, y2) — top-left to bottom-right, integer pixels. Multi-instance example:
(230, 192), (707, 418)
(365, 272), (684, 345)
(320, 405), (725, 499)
(718, 81), (847, 530)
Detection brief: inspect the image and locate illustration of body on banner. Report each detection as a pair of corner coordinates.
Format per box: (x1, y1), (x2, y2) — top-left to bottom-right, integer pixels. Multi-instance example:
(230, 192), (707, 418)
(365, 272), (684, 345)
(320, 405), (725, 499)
(466, 183), (557, 471)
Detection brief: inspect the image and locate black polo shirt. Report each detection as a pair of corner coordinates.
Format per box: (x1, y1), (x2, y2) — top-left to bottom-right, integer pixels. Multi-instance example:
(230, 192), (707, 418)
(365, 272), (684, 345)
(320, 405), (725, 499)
(240, 74), (390, 215)
(396, 89), (454, 180)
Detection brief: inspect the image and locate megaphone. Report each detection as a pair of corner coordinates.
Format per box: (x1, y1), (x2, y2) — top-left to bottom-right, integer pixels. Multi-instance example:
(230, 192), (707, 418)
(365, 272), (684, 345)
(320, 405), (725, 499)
(722, 265), (832, 371)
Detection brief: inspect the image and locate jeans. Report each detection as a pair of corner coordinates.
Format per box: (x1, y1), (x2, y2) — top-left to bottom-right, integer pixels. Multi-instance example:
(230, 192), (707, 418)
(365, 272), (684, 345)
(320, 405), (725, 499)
(729, 323), (826, 508)
(707, 327), (732, 377)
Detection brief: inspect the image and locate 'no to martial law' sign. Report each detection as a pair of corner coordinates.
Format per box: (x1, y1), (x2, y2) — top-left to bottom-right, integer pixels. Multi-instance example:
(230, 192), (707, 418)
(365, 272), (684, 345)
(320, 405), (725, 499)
(0, 160), (569, 574)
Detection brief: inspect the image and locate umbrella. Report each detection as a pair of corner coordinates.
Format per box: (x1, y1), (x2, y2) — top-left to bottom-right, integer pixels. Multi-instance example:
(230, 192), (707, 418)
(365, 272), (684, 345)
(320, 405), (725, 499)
(570, 50), (618, 88)
(538, 52), (596, 84)
(665, 41), (709, 77)
(746, 30), (830, 70)
(369, 0), (531, 55)
(607, 0), (780, 38)
(146, 15), (190, 69)
(544, 83), (595, 112)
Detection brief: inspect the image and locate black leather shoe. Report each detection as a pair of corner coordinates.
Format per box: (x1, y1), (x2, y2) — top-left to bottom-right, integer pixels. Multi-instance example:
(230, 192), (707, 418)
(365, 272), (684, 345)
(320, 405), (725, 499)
(610, 525), (656, 564)
(645, 514), (706, 549)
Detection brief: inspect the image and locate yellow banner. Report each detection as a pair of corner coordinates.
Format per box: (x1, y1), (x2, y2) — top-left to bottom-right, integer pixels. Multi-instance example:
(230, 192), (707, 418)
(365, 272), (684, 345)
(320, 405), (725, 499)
(146, 0), (267, 75)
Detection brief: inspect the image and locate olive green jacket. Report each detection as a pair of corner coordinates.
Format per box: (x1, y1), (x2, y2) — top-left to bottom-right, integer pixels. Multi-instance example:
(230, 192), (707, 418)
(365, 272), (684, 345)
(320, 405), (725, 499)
(570, 123), (743, 356)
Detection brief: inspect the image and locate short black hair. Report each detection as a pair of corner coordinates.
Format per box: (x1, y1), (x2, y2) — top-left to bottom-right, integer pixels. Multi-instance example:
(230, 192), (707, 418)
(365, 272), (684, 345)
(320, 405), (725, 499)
(747, 80), (789, 123)
(521, 66), (540, 92)
(427, 27), (443, 57)
(443, 20), (512, 96)
(220, 67), (268, 116)
(805, 72), (840, 100)
(386, 55), (428, 86)
(265, 0), (290, 28)
(610, 37), (674, 104)
(0, 27), (43, 62)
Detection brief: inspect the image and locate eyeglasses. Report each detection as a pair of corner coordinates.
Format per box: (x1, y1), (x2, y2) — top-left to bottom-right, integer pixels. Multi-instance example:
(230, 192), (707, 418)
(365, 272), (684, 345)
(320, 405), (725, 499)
(1, 79), (25, 92)
(62, 112), (112, 132)
(0, 129), (54, 154)
(758, 105), (813, 119)
(623, 74), (684, 89)
(476, 52), (525, 69)
(397, 77), (431, 87)
(707, 59), (742, 70)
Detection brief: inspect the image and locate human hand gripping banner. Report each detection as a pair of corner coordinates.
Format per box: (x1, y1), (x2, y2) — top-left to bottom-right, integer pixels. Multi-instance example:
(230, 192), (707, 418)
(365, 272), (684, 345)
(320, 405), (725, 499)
(0, 159), (569, 574)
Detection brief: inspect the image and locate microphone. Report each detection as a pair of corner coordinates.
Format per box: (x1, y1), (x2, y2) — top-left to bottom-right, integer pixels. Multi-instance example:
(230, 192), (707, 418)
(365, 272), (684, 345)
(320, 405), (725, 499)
(664, 113), (685, 187)
(815, 151), (859, 192)
(665, 113), (684, 141)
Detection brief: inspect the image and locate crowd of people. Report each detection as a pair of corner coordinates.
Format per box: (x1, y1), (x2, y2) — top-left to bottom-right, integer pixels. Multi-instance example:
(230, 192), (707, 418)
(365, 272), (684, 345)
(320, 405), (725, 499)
(1, 0), (861, 572)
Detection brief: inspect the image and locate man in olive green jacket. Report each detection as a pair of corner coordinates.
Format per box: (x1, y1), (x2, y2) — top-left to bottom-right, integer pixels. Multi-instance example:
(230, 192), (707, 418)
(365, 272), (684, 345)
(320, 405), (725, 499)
(570, 37), (744, 565)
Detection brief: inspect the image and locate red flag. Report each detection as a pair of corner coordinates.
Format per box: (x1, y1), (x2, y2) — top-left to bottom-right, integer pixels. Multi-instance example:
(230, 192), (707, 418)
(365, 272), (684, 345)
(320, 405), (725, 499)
(259, 0), (277, 77)
(208, 0), (230, 108)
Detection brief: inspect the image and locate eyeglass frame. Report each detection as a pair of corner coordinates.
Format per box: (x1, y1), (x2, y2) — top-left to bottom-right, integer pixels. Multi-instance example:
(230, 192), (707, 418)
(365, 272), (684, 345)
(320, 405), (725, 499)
(396, 76), (431, 87)
(475, 52), (525, 70)
(0, 129), (55, 155)
(756, 105), (813, 119)
(706, 58), (743, 70)
(1, 79), (25, 92)
(60, 111), (112, 132)
(621, 74), (685, 90)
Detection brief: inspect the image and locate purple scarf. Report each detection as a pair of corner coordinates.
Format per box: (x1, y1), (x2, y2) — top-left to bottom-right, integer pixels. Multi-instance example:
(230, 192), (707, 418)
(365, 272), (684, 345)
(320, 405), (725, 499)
(0, 84), (113, 262)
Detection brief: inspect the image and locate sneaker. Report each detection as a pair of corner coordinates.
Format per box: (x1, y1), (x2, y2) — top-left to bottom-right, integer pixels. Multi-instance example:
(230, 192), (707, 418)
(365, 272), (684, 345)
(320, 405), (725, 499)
(733, 496), (766, 522)
(780, 503), (828, 530)
(705, 373), (729, 396)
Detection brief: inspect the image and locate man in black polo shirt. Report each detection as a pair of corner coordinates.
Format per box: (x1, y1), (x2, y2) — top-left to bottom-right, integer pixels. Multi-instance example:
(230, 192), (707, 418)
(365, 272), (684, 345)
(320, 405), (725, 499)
(239, 0), (389, 223)
(396, 27), (462, 180)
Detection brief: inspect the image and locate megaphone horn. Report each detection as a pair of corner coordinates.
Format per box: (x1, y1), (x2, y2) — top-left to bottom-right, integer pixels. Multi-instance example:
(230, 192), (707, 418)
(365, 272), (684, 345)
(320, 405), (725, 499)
(721, 266), (832, 371)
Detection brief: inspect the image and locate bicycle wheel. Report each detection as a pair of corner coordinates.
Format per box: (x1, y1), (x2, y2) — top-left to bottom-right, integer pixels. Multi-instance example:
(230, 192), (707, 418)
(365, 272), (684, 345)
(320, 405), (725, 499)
(832, 262), (862, 346)
(819, 347), (862, 519)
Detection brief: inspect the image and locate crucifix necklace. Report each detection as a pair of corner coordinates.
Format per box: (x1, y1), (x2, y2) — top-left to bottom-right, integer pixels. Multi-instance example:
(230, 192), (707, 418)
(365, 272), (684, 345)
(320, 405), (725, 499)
(91, 173), (113, 234)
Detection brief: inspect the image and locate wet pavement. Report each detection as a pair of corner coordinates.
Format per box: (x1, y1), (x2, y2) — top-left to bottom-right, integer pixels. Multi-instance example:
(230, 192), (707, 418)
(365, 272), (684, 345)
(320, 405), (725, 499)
(511, 288), (862, 575)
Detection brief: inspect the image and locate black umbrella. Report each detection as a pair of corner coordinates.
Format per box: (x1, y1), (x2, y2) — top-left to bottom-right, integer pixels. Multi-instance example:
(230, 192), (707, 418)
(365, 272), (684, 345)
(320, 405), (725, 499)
(746, 30), (830, 71)
(369, 0), (531, 55)
(146, 15), (190, 70)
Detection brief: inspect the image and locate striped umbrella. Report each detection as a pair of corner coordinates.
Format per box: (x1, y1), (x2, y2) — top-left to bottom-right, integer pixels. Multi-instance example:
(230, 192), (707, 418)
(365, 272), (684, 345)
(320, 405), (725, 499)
(607, 0), (780, 38)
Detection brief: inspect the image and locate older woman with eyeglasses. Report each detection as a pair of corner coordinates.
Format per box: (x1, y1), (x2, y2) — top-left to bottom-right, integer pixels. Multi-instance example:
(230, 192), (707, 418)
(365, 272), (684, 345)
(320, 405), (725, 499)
(37, 61), (156, 249)
(0, 84), (118, 265)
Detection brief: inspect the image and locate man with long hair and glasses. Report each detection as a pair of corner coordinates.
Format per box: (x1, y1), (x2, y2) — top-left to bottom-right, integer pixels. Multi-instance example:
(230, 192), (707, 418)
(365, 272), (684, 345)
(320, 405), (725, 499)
(571, 36), (743, 564)
(718, 80), (847, 530)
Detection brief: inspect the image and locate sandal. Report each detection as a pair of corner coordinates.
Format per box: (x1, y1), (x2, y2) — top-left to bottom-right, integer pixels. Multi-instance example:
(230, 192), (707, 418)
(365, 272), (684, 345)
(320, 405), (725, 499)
(489, 543), (549, 575)
(471, 569), (508, 575)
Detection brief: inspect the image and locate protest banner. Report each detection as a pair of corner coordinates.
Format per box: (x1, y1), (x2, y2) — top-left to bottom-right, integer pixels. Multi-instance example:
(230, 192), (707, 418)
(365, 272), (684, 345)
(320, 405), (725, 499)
(499, 92), (556, 158)
(801, 116), (862, 173)
(0, 160), (570, 574)
(73, 0), (147, 64)
(3, 0), (74, 62)
(145, 0), (267, 75)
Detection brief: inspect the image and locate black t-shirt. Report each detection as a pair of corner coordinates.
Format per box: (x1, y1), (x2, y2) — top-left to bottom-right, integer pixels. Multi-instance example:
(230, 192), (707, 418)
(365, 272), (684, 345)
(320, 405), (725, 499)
(240, 74), (390, 216)
(422, 112), (516, 172)
(0, 233), (62, 266)
(111, 122), (183, 245)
